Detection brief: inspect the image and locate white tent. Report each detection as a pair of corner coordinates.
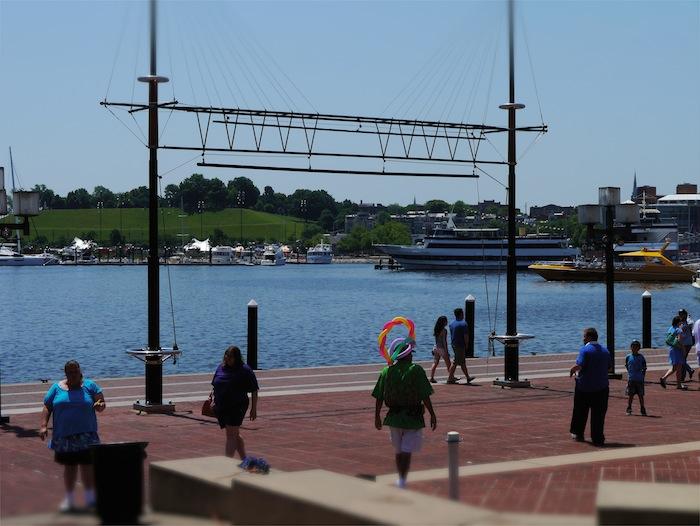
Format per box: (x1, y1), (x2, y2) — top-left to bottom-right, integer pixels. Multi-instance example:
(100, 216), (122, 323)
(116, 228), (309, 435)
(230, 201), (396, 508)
(183, 238), (211, 252)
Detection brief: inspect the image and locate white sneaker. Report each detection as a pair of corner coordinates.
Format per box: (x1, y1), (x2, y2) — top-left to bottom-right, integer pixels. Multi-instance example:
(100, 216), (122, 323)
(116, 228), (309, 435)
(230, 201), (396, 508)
(395, 478), (406, 489)
(59, 498), (74, 513)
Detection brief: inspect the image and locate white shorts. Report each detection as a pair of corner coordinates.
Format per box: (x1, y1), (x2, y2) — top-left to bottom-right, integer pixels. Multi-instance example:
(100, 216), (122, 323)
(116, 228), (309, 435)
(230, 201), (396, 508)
(389, 427), (423, 454)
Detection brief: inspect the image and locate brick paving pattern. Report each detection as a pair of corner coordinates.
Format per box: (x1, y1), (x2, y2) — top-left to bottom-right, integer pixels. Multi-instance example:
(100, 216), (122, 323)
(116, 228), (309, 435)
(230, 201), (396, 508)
(1, 351), (698, 518)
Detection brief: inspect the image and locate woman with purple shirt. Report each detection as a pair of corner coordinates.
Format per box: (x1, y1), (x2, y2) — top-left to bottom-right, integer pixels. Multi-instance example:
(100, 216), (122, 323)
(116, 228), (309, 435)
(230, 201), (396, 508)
(212, 346), (259, 459)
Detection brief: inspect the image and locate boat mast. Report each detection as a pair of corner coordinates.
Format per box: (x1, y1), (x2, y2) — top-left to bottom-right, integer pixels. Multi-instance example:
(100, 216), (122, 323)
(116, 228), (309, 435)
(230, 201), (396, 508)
(9, 147), (20, 252)
(135, 0), (172, 412)
(496, 0), (529, 387)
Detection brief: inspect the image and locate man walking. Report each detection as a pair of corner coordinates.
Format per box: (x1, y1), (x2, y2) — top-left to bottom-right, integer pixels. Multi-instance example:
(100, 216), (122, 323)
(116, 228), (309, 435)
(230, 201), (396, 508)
(448, 308), (475, 384)
(372, 339), (437, 489)
(570, 327), (611, 447)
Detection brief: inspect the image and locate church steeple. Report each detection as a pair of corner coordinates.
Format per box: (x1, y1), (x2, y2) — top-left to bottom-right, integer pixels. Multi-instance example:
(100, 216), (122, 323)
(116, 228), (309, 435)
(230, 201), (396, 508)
(631, 170), (638, 200)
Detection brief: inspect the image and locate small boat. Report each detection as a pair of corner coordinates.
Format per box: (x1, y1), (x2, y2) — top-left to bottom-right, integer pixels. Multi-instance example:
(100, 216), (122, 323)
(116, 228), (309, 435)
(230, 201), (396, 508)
(307, 239), (333, 264)
(211, 245), (235, 264)
(529, 244), (695, 283)
(692, 270), (700, 293)
(260, 245), (286, 266)
(0, 245), (60, 266)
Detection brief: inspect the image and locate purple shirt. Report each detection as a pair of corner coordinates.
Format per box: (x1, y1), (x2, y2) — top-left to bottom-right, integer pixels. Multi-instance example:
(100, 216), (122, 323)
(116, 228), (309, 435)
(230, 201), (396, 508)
(212, 364), (259, 408)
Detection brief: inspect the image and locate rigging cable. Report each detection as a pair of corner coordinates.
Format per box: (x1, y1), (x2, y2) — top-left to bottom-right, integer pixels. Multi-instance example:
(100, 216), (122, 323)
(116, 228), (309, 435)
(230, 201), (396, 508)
(157, 176), (179, 351)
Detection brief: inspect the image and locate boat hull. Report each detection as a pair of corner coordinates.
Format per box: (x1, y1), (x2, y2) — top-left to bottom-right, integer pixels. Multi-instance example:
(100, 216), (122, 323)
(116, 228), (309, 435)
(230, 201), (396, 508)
(0, 254), (60, 266)
(529, 264), (695, 283)
(375, 243), (578, 270)
(307, 253), (332, 264)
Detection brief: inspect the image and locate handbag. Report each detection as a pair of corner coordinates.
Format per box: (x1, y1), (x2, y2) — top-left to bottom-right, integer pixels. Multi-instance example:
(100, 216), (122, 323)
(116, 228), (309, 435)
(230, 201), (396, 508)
(665, 332), (678, 347)
(201, 391), (216, 418)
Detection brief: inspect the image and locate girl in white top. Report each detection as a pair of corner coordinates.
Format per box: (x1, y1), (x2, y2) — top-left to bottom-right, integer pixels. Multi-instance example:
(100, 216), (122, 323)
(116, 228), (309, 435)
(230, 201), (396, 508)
(429, 316), (455, 383)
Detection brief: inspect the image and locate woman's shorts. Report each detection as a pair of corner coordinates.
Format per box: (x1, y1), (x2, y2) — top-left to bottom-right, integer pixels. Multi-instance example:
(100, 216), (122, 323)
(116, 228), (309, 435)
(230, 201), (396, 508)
(389, 427), (423, 454)
(216, 399), (249, 429)
(432, 346), (449, 362)
(669, 347), (686, 366)
(626, 380), (645, 397)
(55, 449), (93, 465)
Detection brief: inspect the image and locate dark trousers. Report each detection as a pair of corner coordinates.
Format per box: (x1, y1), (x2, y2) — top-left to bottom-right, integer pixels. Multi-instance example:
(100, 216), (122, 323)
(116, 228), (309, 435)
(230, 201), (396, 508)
(570, 387), (609, 445)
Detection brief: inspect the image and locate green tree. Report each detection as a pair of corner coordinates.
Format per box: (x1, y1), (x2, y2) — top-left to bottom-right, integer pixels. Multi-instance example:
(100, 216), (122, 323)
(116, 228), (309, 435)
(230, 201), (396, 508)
(109, 229), (124, 246)
(207, 178), (228, 211)
(453, 200), (468, 217)
(425, 199), (449, 213)
(318, 209), (335, 232)
(370, 221), (411, 245)
(376, 211), (391, 225)
(92, 185), (116, 208)
(227, 177), (260, 208)
(32, 184), (56, 209)
(66, 188), (91, 209)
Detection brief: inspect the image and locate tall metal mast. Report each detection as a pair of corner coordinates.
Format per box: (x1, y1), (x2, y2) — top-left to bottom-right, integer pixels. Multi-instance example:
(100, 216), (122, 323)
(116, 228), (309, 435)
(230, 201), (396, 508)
(494, 0), (531, 388)
(130, 0), (179, 413)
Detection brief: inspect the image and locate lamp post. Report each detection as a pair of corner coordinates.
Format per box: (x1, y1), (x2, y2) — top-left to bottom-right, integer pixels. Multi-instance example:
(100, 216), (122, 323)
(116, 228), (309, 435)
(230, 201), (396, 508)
(97, 201), (104, 245)
(579, 188), (639, 379)
(0, 186), (40, 423)
(237, 190), (245, 242)
(197, 200), (205, 238)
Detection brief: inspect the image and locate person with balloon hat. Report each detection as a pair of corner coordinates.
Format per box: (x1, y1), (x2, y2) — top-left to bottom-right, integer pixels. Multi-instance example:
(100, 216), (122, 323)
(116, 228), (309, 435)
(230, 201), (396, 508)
(373, 317), (437, 489)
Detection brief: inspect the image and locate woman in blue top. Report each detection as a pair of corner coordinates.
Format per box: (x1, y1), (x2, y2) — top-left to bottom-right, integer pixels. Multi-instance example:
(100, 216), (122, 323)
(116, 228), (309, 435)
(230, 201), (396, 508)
(659, 316), (687, 390)
(39, 360), (106, 511)
(212, 346), (258, 459)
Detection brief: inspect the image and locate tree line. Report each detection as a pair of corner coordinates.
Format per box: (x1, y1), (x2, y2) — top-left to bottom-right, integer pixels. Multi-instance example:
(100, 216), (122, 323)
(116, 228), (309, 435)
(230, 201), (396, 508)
(31, 174), (484, 233)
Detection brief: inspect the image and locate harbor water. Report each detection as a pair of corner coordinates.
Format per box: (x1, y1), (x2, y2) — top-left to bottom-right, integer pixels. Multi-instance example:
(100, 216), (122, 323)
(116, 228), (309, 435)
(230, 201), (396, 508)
(2, 264), (698, 383)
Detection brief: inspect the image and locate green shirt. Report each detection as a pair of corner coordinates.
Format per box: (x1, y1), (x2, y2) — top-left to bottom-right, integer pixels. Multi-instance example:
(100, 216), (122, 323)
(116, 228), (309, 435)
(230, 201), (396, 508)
(372, 361), (433, 429)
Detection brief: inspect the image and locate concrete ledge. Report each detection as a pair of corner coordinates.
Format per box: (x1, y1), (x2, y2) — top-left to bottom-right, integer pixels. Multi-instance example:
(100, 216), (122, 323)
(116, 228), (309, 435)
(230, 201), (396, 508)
(597, 481), (700, 525)
(150, 456), (249, 521)
(230, 468), (499, 525)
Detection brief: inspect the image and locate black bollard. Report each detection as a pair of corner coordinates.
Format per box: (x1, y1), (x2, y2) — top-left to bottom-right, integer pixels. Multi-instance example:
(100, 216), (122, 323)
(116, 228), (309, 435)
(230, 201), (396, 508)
(0, 368), (8, 424)
(465, 295), (475, 358)
(247, 299), (258, 369)
(642, 290), (652, 348)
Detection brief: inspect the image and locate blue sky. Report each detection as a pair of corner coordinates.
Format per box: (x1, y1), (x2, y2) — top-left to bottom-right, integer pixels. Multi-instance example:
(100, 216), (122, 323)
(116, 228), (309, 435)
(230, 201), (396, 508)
(1, 0), (698, 210)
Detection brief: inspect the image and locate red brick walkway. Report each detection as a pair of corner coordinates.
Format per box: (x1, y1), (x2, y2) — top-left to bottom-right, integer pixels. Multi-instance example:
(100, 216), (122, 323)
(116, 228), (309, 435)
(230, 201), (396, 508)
(2, 356), (698, 518)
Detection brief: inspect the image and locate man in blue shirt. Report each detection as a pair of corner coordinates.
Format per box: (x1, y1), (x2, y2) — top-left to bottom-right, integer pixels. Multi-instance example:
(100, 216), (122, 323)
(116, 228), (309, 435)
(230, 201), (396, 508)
(448, 308), (475, 385)
(569, 327), (611, 447)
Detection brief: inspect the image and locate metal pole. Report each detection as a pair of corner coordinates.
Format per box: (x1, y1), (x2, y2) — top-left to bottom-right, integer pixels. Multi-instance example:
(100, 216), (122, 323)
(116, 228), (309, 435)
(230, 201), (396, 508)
(247, 300), (258, 370)
(465, 295), (475, 358)
(0, 369), (9, 424)
(145, 0), (162, 406)
(642, 290), (652, 349)
(447, 431), (460, 500)
(503, 0), (523, 385)
(604, 205), (621, 378)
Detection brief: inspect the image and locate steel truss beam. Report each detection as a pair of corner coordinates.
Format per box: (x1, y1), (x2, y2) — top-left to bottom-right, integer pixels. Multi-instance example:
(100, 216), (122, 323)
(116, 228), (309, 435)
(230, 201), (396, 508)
(101, 102), (547, 177)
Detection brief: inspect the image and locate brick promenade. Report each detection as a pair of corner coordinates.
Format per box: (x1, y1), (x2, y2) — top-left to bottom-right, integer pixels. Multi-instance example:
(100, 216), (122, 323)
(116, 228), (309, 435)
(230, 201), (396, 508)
(1, 349), (698, 519)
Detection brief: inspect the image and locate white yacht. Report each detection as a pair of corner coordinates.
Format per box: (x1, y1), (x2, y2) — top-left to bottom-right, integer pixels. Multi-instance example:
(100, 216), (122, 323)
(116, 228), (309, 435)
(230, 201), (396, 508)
(375, 217), (578, 271)
(0, 245), (60, 266)
(307, 240), (333, 264)
(692, 270), (700, 294)
(211, 245), (235, 264)
(260, 245), (286, 266)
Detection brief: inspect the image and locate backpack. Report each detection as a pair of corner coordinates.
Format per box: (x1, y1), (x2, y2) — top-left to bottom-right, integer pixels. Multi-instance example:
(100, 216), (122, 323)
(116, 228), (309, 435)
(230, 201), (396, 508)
(665, 331), (678, 347)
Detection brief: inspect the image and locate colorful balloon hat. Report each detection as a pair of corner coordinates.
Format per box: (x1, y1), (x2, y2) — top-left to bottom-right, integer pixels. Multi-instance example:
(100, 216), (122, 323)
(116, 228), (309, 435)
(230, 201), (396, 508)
(378, 316), (416, 365)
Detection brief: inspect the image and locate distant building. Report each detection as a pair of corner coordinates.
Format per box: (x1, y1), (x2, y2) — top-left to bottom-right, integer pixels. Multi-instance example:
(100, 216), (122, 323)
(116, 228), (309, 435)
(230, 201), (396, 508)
(676, 183), (697, 195)
(529, 204), (575, 220)
(656, 194), (700, 234)
(632, 185), (658, 205)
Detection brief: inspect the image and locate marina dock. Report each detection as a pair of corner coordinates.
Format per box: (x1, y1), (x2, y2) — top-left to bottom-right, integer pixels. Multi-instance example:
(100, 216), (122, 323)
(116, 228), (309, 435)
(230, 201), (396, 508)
(2, 347), (698, 522)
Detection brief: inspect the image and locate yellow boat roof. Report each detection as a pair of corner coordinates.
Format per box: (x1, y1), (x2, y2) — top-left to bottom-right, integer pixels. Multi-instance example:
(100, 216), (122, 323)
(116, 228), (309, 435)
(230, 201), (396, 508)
(619, 250), (666, 257)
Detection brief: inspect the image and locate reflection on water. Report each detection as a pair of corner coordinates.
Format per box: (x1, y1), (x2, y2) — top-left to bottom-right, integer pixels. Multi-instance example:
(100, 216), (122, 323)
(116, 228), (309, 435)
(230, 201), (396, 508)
(2, 265), (698, 382)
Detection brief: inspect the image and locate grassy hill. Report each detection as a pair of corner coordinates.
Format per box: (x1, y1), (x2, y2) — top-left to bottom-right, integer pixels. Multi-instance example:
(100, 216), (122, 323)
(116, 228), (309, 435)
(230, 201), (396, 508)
(19, 208), (307, 245)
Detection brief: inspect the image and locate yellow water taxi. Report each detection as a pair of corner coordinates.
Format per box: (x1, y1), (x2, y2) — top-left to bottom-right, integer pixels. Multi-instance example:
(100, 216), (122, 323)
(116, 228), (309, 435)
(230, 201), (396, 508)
(529, 245), (695, 283)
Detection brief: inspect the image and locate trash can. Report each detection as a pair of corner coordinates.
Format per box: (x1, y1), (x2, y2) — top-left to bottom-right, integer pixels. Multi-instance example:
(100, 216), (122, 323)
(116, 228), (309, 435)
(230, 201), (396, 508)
(91, 442), (148, 525)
